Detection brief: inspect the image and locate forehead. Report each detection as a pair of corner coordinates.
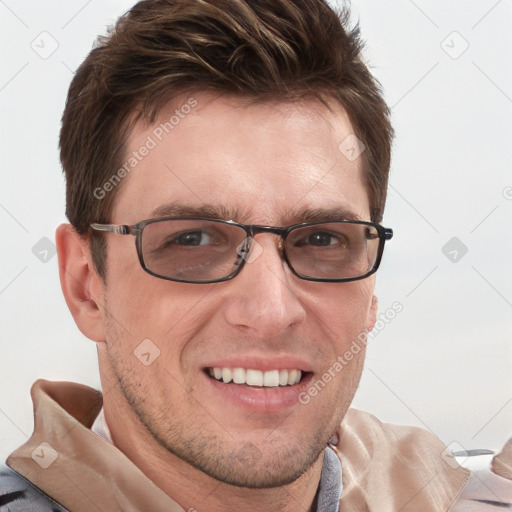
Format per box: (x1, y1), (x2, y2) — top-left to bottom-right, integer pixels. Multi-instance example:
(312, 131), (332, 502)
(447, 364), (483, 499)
(111, 92), (370, 224)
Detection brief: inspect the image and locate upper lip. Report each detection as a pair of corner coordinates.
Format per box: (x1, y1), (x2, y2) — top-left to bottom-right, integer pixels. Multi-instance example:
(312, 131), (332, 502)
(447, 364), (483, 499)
(202, 354), (313, 373)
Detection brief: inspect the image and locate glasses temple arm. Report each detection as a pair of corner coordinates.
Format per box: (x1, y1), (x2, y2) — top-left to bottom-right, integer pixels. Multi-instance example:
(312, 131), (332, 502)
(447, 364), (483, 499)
(90, 223), (131, 235)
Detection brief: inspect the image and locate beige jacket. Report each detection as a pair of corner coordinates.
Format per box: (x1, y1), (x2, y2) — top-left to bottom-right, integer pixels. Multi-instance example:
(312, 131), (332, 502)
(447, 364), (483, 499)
(6, 380), (512, 511)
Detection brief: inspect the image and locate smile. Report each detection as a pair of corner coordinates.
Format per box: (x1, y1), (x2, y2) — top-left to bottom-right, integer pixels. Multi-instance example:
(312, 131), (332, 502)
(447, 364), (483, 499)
(206, 367), (305, 387)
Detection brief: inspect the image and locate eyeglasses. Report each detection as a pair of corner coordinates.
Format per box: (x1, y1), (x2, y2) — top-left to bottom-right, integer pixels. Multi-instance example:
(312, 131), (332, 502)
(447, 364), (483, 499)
(90, 217), (393, 284)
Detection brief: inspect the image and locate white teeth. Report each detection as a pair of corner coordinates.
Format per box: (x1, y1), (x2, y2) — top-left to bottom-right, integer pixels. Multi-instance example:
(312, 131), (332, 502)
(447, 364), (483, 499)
(288, 369), (301, 385)
(246, 369), (263, 386)
(232, 368), (246, 384)
(222, 368), (232, 383)
(208, 367), (303, 387)
(263, 370), (280, 387)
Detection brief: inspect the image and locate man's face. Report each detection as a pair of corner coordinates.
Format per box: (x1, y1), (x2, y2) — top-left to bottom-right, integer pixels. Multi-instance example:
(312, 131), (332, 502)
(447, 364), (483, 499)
(96, 93), (377, 487)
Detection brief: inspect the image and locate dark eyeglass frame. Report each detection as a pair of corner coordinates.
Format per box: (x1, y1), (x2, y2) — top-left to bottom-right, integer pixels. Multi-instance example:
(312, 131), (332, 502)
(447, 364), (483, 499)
(90, 217), (393, 284)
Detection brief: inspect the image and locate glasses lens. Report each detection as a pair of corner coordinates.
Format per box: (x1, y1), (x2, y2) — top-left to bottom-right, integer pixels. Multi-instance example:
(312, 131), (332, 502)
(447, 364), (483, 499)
(141, 219), (247, 281)
(286, 222), (380, 280)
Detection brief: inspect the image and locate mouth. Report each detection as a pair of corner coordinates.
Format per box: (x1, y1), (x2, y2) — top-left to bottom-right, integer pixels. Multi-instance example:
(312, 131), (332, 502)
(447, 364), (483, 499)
(204, 367), (311, 388)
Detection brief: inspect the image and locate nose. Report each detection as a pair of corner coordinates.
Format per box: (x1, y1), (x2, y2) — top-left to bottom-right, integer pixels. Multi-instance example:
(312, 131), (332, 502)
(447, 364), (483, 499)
(222, 235), (306, 339)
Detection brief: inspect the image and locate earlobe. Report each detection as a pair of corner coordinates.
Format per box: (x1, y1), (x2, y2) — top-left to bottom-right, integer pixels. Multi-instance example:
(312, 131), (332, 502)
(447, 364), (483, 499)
(56, 224), (106, 343)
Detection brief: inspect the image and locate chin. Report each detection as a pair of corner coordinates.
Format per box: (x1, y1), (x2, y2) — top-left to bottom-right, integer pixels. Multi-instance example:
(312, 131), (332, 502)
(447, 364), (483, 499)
(163, 434), (326, 489)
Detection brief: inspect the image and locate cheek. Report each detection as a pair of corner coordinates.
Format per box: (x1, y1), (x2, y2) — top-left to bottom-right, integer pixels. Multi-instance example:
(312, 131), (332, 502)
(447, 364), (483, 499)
(308, 281), (374, 344)
(103, 278), (218, 370)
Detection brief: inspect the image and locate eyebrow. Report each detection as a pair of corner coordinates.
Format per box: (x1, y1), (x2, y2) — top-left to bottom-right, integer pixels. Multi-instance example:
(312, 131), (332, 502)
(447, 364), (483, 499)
(150, 203), (241, 220)
(283, 207), (363, 224)
(149, 202), (363, 224)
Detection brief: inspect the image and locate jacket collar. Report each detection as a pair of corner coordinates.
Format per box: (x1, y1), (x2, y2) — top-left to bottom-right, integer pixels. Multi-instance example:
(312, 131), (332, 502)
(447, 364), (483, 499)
(7, 379), (184, 512)
(331, 408), (470, 511)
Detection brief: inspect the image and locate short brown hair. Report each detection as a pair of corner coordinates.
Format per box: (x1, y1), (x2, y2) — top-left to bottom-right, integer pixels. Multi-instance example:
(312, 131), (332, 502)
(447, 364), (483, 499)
(60, 0), (393, 277)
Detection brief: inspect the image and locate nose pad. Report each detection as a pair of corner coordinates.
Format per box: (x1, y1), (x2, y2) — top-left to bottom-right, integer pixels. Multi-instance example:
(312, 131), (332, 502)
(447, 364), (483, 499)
(277, 237), (291, 271)
(235, 237), (251, 266)
(235, 236), (265, 265)
(235, 236), (254, 267)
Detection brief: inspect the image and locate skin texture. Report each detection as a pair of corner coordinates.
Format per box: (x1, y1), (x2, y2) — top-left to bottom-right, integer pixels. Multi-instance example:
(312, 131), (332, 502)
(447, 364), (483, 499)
(57, 92), (378, 512)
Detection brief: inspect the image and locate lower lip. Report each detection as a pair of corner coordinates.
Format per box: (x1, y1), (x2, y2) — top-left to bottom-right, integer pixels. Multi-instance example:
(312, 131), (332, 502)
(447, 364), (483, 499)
(202, 371), (314, 413)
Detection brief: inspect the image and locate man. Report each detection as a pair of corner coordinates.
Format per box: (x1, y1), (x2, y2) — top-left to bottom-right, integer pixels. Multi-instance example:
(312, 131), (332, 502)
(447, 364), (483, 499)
(1, 0), (511, 510)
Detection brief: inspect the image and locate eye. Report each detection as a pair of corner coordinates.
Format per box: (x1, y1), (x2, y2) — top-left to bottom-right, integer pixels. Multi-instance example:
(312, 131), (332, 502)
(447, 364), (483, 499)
(296, 231), (347, 248)
(171, 230), (213, 246)
(308, 232), (339, 246)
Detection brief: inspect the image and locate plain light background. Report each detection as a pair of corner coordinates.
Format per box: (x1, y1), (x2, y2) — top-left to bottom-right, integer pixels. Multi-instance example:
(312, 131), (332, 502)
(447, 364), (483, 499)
(0, 0), (511, 464)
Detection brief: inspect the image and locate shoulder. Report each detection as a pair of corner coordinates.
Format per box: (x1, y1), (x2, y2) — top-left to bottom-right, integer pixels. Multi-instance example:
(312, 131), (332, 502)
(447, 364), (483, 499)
(337, 407), (471, 477)
(336, 409), (512, 511)
(334, 409), (464, 511)
(0, 464), (68, 512)
(338, 407), (456, 462)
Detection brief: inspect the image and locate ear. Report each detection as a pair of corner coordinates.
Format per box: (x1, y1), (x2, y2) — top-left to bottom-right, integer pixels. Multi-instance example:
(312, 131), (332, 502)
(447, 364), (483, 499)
(366, 295), (378, 332)
(56, 224), (106, 343)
